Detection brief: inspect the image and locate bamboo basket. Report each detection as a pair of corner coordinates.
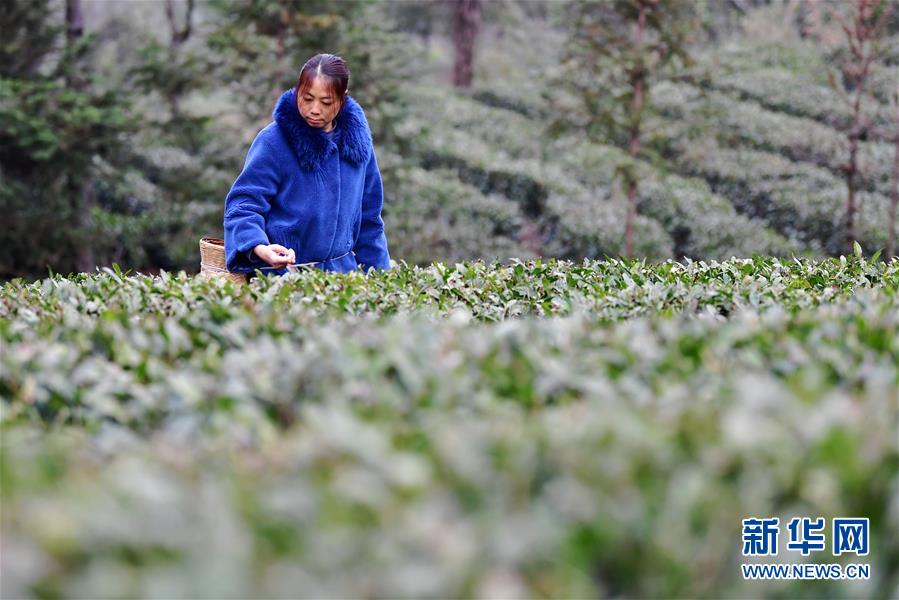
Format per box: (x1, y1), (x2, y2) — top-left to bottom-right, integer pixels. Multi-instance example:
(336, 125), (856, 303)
(198, 237), (249, 284)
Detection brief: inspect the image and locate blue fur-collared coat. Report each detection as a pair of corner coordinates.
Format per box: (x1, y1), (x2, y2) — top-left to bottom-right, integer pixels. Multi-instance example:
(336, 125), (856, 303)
(223, 88), (391, 276)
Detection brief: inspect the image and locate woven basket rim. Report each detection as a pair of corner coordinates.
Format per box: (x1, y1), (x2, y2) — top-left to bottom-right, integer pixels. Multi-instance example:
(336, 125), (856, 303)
(198, 236), (246, 283)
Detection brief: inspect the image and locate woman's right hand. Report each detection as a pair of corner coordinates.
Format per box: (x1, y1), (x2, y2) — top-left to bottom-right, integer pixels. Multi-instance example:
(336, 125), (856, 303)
(253, 244), (295, 267)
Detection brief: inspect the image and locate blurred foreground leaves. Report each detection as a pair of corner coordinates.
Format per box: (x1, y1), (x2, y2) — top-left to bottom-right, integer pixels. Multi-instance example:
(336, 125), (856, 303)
(1, 256), (898, 597)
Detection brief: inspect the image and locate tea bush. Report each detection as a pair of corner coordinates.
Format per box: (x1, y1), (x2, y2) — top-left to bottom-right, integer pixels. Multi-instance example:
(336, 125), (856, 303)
(2, 256), (897, 597)
(551, 134), (799, 259)
(383, 165), (534, 265)
(711, 69), (894, 132)
(653, 82), (895, 196)
(407, 87), (800, 262)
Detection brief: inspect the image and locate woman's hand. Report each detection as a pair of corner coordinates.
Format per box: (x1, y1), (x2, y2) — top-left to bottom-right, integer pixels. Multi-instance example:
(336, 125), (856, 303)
(253, 244), (295, 267)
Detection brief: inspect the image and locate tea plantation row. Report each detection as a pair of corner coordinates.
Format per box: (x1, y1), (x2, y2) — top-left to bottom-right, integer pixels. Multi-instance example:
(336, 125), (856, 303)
(1, 255), (897, 598)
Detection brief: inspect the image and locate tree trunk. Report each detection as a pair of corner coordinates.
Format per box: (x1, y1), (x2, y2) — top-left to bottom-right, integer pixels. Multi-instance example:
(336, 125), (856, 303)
(452, 0), (481, 87)
(844, 78), (866, 254)
(165, 0), (194, 120)
(65, 0), (83, 42)
(845, 133), (858, 254)
(888, 130), (898, 259)
(272, 0), (289, 108)
(518, 221), (544, 257)
(623, 2), (648, 258)
(624, 179), (639, 258)
(165, 0), (193, 48)
(66, 0), (95, 275)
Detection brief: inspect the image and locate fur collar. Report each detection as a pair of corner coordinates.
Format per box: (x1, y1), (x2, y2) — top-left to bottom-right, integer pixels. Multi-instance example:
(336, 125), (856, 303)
(273, 88), (373, 173)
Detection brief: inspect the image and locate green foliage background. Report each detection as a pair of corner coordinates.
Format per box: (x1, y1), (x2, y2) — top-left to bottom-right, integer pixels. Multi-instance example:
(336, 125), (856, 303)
(1, 1), (898, 281)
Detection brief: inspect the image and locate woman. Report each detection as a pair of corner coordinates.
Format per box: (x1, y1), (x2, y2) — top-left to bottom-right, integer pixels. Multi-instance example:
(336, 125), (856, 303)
(223, 53), (391, 277)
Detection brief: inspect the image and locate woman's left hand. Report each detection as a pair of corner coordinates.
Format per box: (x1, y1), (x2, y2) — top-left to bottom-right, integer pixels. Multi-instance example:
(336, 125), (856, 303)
(255, 244), (296, 267)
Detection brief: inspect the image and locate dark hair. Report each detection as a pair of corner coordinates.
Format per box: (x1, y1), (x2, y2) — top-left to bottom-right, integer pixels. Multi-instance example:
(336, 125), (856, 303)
(294, 53), (350, 112)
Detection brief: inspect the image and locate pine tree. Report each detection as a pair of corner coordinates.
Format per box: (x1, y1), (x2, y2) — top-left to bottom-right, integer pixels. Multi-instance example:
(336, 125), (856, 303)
(0, 0), (131, 279)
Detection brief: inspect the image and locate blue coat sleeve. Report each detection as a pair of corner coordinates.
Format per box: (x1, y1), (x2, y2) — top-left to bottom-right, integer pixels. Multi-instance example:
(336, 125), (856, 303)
(353, 148), (391, 273)
(223, 133), (279, 273)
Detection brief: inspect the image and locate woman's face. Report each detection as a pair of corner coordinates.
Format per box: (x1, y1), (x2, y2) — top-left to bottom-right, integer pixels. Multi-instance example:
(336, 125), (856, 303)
(297, 77), (341, 132)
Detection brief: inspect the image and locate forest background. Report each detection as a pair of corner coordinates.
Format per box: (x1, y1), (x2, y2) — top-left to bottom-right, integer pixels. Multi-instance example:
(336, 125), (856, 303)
(2, 0), (899, 282)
